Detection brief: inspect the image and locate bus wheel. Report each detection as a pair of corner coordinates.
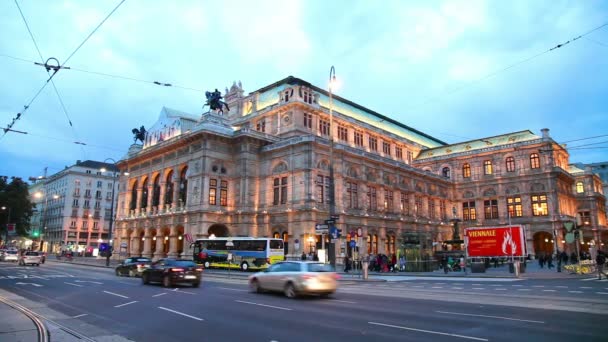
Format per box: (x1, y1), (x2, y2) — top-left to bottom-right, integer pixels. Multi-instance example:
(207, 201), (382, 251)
(240, 262), (249, 271)
(204, 261), (210, 269)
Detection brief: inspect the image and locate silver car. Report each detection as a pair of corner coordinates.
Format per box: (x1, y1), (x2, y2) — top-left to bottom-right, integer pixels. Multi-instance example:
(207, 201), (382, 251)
(3, 250), (19, 262)
(248, 261), (339, 298)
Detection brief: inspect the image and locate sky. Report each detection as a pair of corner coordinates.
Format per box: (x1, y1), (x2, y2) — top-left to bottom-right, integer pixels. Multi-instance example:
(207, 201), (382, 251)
(1, 0), (607, 182)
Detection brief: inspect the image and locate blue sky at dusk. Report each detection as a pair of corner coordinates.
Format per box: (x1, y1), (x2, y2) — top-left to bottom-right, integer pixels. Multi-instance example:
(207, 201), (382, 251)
(1, 0), (607, 181)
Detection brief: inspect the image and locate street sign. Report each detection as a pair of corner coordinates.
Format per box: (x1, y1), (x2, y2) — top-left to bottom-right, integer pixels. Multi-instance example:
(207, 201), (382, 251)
(315, 224), (329, 234)
(349, 240), (356, 248)
(120, 242), (127, 248)
(331, 215), (340, 220)
(324, 219), (335, 225)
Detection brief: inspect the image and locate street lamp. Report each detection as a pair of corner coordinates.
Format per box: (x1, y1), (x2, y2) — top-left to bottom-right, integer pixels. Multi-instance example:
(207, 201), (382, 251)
(1, 206), (12, 247)
(101, 158), (119, 265)
(327, 65), (337, 266)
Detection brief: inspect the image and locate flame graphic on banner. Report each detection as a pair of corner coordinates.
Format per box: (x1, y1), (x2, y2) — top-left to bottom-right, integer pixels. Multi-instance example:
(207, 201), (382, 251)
(502, 231), (517, 255)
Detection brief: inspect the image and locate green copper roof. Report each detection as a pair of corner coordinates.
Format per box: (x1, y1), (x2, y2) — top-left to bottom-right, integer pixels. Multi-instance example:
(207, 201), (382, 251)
(416, 130), (541, 159)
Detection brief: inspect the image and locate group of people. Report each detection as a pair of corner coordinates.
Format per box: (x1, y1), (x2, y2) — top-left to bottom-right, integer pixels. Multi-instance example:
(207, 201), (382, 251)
(301, 251), (319, 261)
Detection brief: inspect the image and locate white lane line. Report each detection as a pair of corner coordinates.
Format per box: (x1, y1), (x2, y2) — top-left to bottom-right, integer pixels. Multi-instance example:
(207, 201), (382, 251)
(555, 286), (568, 288)
(368, 321), (488, 341)
(472, 288), (485, 290)
(159, 306), (204, 321)
(235, 300), (292, 311)
(495, 288), (507, 291)
(472, 284), (482, 286)
(331, 299), (357, 304)
(451, 287), (463, 290)
(532, 286), (545, 288)
(431, 287), (443, 289)
(103, 290), (129, 299)
(542, 290), (557, 292)
(218, 287), (248, 292)
(171, 288), (196, 295)
(412, 286), (423, 288)
(517, 289), (531, 291)
(580, 287), (592, 289)
(152, 293), (168, 297)
(64, 282), (83, 287)
(72, 314), (88, 319)
(490, 285), (502, 287)
(436, 311), (545, 324)
(569, 291), (583, 293)
(114, 301), (138, 308)
(511, 284), (523, 287)
(596, 292), (608, 295)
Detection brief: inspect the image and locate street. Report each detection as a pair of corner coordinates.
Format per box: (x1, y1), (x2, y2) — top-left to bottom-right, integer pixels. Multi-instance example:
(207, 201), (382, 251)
(1, 261), (607, 341)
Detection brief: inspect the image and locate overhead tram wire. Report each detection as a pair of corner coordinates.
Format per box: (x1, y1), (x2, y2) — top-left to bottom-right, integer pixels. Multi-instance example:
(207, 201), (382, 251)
(407, 21), (608, 111)
(1, 0), (127, 140)
(14, 0), (83, 156)
(2, 128), (125, 152)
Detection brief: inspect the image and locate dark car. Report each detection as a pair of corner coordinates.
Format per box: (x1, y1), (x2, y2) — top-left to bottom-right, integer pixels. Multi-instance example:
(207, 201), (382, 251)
(141, 259), (202, 288)
(115, 257), (152, 277)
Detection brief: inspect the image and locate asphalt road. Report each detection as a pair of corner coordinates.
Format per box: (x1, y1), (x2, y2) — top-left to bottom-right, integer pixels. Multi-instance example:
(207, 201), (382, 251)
(1, 261), (607, 342)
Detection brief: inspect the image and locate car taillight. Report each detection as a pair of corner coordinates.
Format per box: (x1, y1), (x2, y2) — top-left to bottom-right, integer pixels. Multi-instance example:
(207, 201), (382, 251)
(333, 273), (341, 280)
(195, 268), (203, 272)
(301, 275), (314, 280)
(171, 268), (184, 272)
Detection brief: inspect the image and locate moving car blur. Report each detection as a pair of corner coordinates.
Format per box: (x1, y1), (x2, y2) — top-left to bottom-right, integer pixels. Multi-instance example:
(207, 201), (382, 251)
(19, 251), (42, 266)
(248, 261), (339, 298)
(115, 257), (152, 277)
(141, 259), (202, 288)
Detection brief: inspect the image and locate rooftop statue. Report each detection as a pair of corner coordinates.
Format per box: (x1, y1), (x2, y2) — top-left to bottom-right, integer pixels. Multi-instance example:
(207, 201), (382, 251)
(204, 88), (229, 115)
(131, 125), (147, 144)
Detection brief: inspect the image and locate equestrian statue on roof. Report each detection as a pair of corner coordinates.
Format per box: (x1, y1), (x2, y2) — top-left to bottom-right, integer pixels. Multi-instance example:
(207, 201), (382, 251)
(204, 88), (230, 115)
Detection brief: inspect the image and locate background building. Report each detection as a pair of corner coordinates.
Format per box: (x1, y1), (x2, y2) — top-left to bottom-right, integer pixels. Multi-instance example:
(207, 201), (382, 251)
(113, 76), (606, 264)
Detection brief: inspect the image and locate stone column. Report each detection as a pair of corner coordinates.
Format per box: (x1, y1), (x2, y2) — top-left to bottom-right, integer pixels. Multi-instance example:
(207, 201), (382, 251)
(135, 187), (143, 213)
(146, 181), (154, 214)
(159, 180), (166, 212)
(153, 237), (165, 260)
(168, 235), (179, 258)
(142, 233), (153, 258)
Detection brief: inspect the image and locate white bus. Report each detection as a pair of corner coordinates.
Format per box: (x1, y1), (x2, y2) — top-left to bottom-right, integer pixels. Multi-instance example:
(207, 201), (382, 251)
(192, 237), (284, 271)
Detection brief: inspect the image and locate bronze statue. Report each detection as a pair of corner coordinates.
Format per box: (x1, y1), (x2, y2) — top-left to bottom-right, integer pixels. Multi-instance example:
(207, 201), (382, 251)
(204, 88), (229, 115)
(131, 125), (146, 144)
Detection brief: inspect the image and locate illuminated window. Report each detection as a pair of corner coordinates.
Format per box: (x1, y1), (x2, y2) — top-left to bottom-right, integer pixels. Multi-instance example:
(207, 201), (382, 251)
(400, 192), (409, 214)
(506, 157), (515, 172)
(484, 199), (499, 219)
(462, 163), (471, 178)
(440, 200), (446, 220)
(386, 235), (395, 255)
(384, 190), (393, 211)
(576, 181), (584, 193)
(463, 201), (476, 221)
(428, 198), (436, 219)
(507, 196), (522, 217)
(531, 194), (548, 216)
(530, 153), (540, 169)
(483, 160), (493, 175)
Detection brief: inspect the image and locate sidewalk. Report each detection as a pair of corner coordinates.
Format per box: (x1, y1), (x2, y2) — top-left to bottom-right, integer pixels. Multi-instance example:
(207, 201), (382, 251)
(0, 290), (47, 342)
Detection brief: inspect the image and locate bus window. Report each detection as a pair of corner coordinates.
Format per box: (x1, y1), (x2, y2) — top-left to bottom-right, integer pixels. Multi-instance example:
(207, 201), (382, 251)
(252, 241), (265, 251)
(269, 240), (283, 250)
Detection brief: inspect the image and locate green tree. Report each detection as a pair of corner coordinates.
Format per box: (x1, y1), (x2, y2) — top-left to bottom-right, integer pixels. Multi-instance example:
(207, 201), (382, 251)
(0, 176), (34, 242)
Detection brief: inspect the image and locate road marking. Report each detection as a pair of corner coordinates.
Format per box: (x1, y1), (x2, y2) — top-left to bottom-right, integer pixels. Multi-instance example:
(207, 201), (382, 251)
(472, 284), (482, 286)
(568, 291), (583, 293)
(412, 286), (423, 288)
(368, 321), (488, 341)
(431, 287), (443, 289)
(218, 287), (248, 292)
(555, 286), (568, 288)
(64, 282), (83, 287)
(495, 288), (507, 291)
(159, 306), (204, 321)
(331, 299), (357, 304)
(152, 293), (168, 297)
(114, 301), (138, 308)
(596, 292), (608, 295)
(15, 282), (43, 287)
(103, 290), (129, 299)
(517, 289), (531, 291)
(532, 285), (544, 288)
(170, 288), (196, 295)
(72, 314), (88, 318)
(580, 287), (592, 289)
(511, 284), (523, 287)
(75, 280), (103, 284)
(542, 290), (557, 292)
(236, 300), (292, 311)
(490, 285), (502, 287)
(451, 287), (463, 290)
(436, 311), (545, 324)
(472, 288), (485, 290)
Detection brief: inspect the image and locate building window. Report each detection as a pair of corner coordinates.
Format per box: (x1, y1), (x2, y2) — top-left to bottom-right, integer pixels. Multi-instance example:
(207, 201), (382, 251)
(507, 196), (522, 217)
(395, 146), (403, 160)
(93, 221), (99, 229)
(209, 179), (217, 205)
(152, 175), (161, 207)
(484, 199), (499, 219)
(576, 181), (584, 193)
(530, 153), (540, 169)
(367, 234), (378, 254)
(97, 181), (102, 188)
(483, 160), (493, 175)
(94, 201), (100, 209)
(354, 131), (363, 147)
(82, 221), (88, 229)
(407, 151), (413, 164)
(367, 186), (377, 211)
(338, 126), (348, 142)
(179, 167), (188, 206)
(302, 90), (313, 104)
(84, 200), (90, 209)
(428, 198), (436, 219)
(369, 136), (377, 151)
(256, 119), (266, 133)
(316, 175), (330, 204)
(273, 177), (288, 205)
(72, 199), (79, 207)
(75, 179), (80, 186)
(400, 192), (409, 214)
(382, 141), (391, 155)
(531, 194), (548, 216)
(347, 181), (358, 209)
(220, 180), (228, 206)
(70, 221), (76, 228)
(506, 157), (515, 172)
(164, 171), (174, 206)
(463, 201), (476, 221)
(319, 119), (330, 136)
(384, 190), (393, 211)
(440, 200), (446, 220)
(462, 163), (471, 178)
(386, 235), (395, 255)
(304, 113), (313, 129)
(579, 211), (591, 226)
(85, 189), (91, 198)
(442, 167), (451, 178)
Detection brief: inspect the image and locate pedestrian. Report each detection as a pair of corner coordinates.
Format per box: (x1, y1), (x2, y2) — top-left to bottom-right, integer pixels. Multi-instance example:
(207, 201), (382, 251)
(547, 254), (553, 269)
(596, 250), (606, 280)
(313, 252), (319, 261)
(105, 248), (112, 267)
(391, 254), (397, 272)
(399, 254), (406, 272)
(344, 255), (351, 273)
(301, 252), (307, 260)
(441, 255), (448, 274)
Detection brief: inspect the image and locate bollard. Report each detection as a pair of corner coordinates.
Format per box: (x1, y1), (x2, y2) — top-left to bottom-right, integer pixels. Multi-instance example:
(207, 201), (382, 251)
(362, 261), (369, 280)
(514, 260), (520, 278)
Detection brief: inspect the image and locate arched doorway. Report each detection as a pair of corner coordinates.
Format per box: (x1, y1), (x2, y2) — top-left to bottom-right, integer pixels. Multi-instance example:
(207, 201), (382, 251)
(208, 224), (229, 237)
(533, 231), (554, 257)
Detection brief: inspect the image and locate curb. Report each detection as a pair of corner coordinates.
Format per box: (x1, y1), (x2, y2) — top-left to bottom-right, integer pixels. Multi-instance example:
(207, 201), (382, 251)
(0, 294), (49, 342)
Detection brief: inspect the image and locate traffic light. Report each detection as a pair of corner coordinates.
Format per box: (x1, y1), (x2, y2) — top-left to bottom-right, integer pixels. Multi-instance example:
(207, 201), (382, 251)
(32, 230), (39, 237)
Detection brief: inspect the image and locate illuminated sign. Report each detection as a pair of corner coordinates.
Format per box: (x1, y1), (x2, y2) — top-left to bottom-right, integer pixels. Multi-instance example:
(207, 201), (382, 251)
(465, 226), (526, 257)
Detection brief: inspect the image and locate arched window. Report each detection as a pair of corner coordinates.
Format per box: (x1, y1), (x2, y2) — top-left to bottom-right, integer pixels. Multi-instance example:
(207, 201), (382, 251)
(152, 174), (161, 207)
(505, 157), (515, 172)
(129, 180), (138, 210)
(483, 160), (493, 175)
(372, 234), (378, 254)
(140, 177), (149, 209)
(179, 167), (188, 206)
(386, 234), (396, 255)
(462, 163), (471, 178)
(164, 170), (174, 205)
(576, 181), (584, 193)
(442, 167), (451, 178)
(530, 153), (540, 169)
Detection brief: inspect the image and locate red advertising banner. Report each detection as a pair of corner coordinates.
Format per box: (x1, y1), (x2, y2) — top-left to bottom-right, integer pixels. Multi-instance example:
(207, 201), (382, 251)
(465, 226), (526, 257)
(7, 223), (16, 236)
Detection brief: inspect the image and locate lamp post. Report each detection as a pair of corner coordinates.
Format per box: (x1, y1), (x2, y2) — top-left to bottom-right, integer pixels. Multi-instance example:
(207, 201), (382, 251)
(101, 158), (119, 266)
(1, 206), (11, 247)
(327, 65), (337, 266)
